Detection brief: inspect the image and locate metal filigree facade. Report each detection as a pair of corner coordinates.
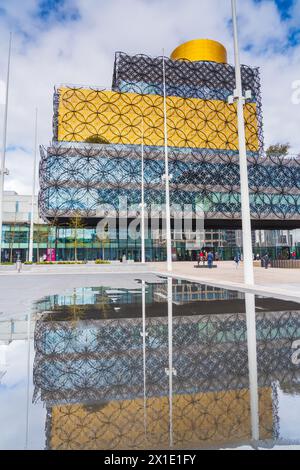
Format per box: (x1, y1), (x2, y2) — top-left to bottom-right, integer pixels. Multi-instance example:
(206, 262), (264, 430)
(54, 87), (259, 151)
(31, 275), (300, 449)
(111, 52), (263, 152)
(39, 143), (300, 227)
(39, 51), (300, 230)
(33, 303), (298, 449)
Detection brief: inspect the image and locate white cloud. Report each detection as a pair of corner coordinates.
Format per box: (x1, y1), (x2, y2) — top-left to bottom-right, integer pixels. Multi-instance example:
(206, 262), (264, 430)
(0, 0), (300, 194)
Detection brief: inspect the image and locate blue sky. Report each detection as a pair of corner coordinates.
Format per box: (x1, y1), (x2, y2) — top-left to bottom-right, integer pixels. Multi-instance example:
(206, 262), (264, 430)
(36, 0), (80, 22)
(0, 0), (300, 194)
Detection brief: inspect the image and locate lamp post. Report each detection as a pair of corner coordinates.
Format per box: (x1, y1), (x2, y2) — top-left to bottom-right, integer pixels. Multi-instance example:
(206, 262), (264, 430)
(29, 108), (38, 263)
(0, 33), (12, 263)
(162, 51), (172, 272)
(230, 0), (254, 285)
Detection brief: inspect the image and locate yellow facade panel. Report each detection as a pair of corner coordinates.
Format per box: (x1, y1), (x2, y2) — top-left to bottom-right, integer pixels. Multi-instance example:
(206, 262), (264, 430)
(57, 87), (259, 152)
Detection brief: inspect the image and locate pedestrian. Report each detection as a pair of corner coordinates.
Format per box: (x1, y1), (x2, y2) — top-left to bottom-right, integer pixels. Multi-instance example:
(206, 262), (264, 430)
(292, 250), (297, 261)
(203, 250), (207, 266)
(264, 252), (269, 269)
(207, 251), (214, 269)
(234, 253), (240, 269)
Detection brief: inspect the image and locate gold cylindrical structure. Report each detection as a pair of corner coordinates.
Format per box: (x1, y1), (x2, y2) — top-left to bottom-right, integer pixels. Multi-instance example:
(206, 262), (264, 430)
(171, 39), (227, 64)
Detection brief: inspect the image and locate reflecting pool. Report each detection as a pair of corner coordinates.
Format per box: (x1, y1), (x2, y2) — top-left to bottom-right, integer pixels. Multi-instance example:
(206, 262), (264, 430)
(1, 277), (300, 449)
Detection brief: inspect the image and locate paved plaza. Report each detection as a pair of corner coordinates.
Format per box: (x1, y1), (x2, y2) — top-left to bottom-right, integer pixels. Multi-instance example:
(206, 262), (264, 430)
(150, 261), (300, 301)
(0, 261), (300, 319)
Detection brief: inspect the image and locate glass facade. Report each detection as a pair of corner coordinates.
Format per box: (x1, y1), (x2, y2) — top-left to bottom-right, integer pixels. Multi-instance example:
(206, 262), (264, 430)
(2, 223), (299, 262)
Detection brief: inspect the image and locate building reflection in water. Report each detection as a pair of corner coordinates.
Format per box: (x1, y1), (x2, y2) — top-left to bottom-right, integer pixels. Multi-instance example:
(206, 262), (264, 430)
(32, 280), (300, 449)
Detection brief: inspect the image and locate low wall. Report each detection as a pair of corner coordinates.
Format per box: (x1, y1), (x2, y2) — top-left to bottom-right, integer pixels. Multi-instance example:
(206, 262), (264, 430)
(271, 260), (300, 269)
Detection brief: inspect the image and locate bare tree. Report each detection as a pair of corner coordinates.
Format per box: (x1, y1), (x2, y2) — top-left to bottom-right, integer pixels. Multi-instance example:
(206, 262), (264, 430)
(34, 224), (49, 261)
(68, 212), (86, 261)
(266, 143), (290, 158)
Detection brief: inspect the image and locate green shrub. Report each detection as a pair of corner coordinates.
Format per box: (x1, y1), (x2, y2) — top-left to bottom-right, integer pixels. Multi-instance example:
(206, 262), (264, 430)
(57, 261), (84, 264)
(95, 259), (111, 264)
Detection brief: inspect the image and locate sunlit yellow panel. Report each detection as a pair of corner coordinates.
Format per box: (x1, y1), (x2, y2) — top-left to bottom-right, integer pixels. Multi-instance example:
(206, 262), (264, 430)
(57, 87), (259, 152)
(171, 39), (227, 64)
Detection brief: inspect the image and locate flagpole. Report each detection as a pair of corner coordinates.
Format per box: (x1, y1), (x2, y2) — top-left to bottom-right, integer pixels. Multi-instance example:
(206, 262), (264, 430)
(162, 50), (172, 272)
(141, 280), (147, 438)
(141, 118), (145, 264)
(0, 33), (12, 263)
(245, 293), (259, 441)
(29, 108), (38, 263)
(167, 277), (174, 447)
(231, 0), (254, 284)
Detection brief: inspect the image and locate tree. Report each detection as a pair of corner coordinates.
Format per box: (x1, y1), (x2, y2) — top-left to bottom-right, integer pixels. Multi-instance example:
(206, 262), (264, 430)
(34, 224), (49, 261)
(85, 134), (110, 144)
(266, 143), (290, 158)
(47, 217), (59, 253)
(68, 212), (86, 261)
(97, 222), (110, 260)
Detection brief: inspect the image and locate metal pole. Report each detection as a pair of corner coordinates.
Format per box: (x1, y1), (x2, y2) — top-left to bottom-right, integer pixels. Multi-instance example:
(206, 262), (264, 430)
(141, 118), (145, 264)
(162, 51), (172, 272)
(231, 0), (254, 285)
(141, 280), (147, 439)
(167, 277), (174, 446)
(29, 108), (38, 263)
(245, 293), (259, 441)
(0, 33), (12, 263)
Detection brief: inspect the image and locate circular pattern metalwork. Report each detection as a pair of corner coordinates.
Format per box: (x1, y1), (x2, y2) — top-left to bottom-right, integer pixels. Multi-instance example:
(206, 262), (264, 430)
(32, 305), (300, 449)
(39, 144), (300, 222)
(40, 51), (300, 226)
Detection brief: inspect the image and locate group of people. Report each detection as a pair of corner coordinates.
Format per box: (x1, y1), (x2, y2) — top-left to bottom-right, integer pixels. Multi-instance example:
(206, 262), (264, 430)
(197, 250), (216, 268)
(254, 252), (270, 268)
(234, 252), (271, 269)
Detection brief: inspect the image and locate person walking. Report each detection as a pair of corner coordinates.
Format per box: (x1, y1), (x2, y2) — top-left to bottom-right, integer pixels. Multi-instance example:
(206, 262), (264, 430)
(292, 250), (297, 261)
(264, 252), (269, 269)
(207, 251), (214, 269)
(234, 252), (240, 269)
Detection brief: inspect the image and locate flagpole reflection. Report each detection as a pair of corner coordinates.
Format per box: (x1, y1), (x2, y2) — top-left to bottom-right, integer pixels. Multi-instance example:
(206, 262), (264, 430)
(245, 292), (260, 442)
